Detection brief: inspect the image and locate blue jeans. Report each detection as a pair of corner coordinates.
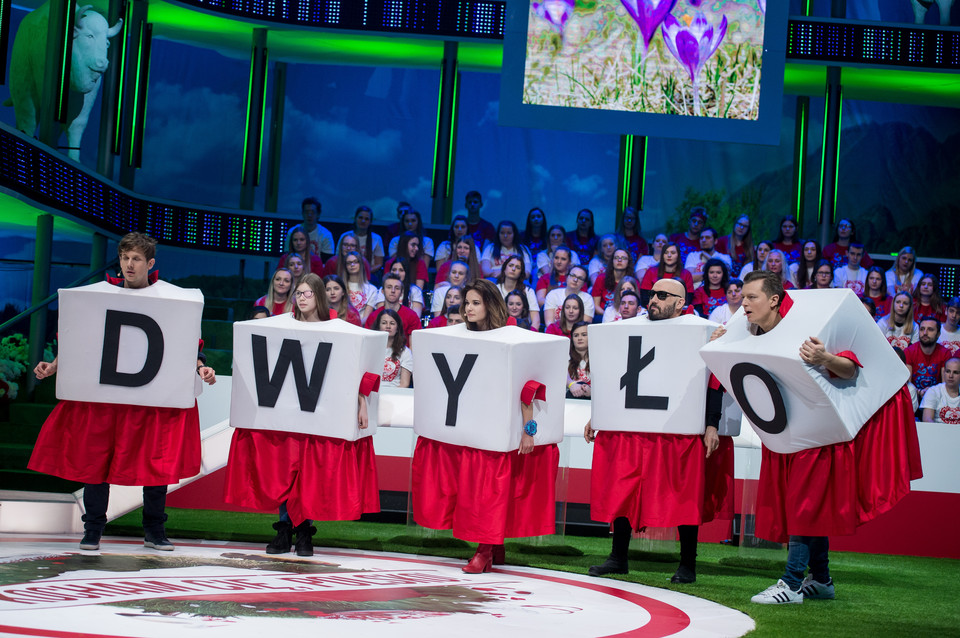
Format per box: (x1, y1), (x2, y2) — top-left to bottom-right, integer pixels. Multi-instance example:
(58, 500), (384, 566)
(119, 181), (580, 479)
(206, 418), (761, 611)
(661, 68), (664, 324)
(278, 501), (312, 527)
(781, 535), (830, 591)
(82, 483), (168, 536)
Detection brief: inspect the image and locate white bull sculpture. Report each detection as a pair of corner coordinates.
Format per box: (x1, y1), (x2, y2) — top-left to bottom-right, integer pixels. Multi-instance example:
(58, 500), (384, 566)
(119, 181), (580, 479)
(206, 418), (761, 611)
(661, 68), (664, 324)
(911, 0), (955, 25)
(7, 3), (122, 160)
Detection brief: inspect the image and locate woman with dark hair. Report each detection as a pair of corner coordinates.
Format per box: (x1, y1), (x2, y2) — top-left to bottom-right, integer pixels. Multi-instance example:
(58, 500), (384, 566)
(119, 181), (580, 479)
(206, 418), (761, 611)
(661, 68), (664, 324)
(435, 237), (480, 288)
(384, 232), (429, 289)
(326, 232), (372, 278)
(284, 254), (305, 284)
(496, 255), (541, 331)
(886, 246), (923, 297)
(323, 274), (362, 326)
(428, 286), (464, 328)
(255, 268), (294, 316)
(877, 291), (920, 350)
(278, 228), (324, 276)
(536, 245), (573, 306)
(567, 321), (591, 398)
(435, 215), (476, 267)
(566, 209), (598, 265)
(537, 224), (582, 275)
(377, 309), (413, 388)
(639, 243), (694, 305)
(617, 207), (648, 262)
(913, 274), (946, 323)
(337, 250), (377, 322)
(635, 233), (667, 281)
(716, 215), (753, 277)
(546, 294), (585, 338)
(589, 234), (623, 281)
(412, 278), (558, 572)
(865, 266), (892, 318)
(482, 220), (533, 278)
(226, 272), (380, 557)
(523, 207), (549, 255)
(602, 276), (640, 323)
(739, 240), (773, 279)
(810, 260), (835, 290)
(375, 259), (425, 318)
(692, 258), (729, 317)
(823, 218), (873, 270)
(791, 240), (821, 289)
(592, 248), (634, 313)
(388, 209), (434, 266)
(773, 216), (801, 264)
(506, 289), (534, 330)
(347, 205), (384, 272)
(545, 265), (595, 324)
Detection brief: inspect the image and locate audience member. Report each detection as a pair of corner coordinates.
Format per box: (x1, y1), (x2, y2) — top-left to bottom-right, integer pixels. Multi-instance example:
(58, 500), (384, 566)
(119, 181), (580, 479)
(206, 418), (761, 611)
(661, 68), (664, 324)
(716, 215), (753, 276)
(640, 243), (694, 305)
(792, 240), (821, 289)
(762, 249), (795, 290)
(684, 227), (732, 284)
(505, 290), (535, 331)
(256, 268), (294, 316)
(635, 233), (667, 281)
(617, 289), (642, 320)
(432, 261), (470, 313)
(384, 232), (429, 289)
(348, 205), (385, 272)
(772, 216), (800, 264)
(249, 306), (270, 320)
(566, 209), (599, 265)
(495, 255), (540, 331)
(877, 291), (920, 350)
(377, 309), (413, 388)
(865, 266), (892, 318)
(522, 207), (549, 255)
(435, 215), (473, 267)
(618, 207), (649, 262)
(567, 321), (591, 399)
(920, 358), (960, 424)
(589, 234), (622, 280)
(832, 243), (867, 294)
(326, 232), (372, 278)
(427, 287), (463, 328)
(385, 201), (412, 240)
(739, 240), (772, 279)
(279, 228), (325, 276)
(692, 259), (729, 317)
(913, 274), (946, 323)
(810, 260), (835, 290)
(545, 294), (585, 338)
(435, 237), (481, 288)
(323, 274), (362, 326)
(338, 250), (378, 322)
(669, 206), (706, 265)
(708, 279), (743, 324)
(886, 246), (923, 296)
(823, 218), (874, 270)
(536, 246), (573, 306)
(545, 265), (595, 324)
(482, 221), (533, 278)
(593, 249), (634, 313)
(364, 274), (422, 341)
(445, 303), (464, 326)
(938, 297), (960, 355)
(388, 209), (435, 266)
(538, 224), (581, 274)
(463, 191), (497, 247)
(374, 259), (425, 318)
(904, 318), (951, 397)
(602, 276), (640, 323)
(284, 254), (306, 284)
(285, 197), (335, 260)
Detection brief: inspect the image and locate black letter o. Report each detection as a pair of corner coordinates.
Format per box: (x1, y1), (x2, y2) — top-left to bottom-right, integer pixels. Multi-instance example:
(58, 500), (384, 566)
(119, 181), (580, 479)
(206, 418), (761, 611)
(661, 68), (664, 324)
(729, 362), (787, 434)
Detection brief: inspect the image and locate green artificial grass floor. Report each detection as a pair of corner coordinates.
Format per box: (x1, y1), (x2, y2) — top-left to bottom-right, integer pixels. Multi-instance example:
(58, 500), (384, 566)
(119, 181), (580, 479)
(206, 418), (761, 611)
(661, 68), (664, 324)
(105, 508), (960, 638)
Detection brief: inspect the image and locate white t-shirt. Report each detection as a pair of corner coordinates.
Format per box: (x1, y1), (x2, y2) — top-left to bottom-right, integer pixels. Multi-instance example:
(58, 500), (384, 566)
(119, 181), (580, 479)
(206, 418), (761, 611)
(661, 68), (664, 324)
(435, 240), (481, 264)
(482, 244), (533, 276)
(286, 223), (334, 256)
(536, 249), (580, 274)
(588, 256), (607, 280)
(373, 284), (424, 310)
(684, 250), (733, 278)
(347, 281), (378, 312)
(708, 304), (738, 325)
(388, 235), (435, 259)
(920, 383), (960, 424)
(938, 326), (960, 356)
(544, 288), (595, 319)
(876, 316), (920, 350)
(497, 282), (540, 312)
(885, 268), (924, 297)
(382, 346), (414, 387)
(635, 255), (658, 279)
(833, 266), (867, 296)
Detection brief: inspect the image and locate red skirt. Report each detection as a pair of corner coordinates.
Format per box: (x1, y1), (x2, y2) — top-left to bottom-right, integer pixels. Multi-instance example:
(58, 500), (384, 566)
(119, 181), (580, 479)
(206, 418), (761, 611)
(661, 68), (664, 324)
(703, 436), (735, 524)
(411, 437), (559, 544)
(27, 400), (201, 486)
(756, 386), (923, 543)
(590, 431), (706, 529)
(223, 428), (380, 525)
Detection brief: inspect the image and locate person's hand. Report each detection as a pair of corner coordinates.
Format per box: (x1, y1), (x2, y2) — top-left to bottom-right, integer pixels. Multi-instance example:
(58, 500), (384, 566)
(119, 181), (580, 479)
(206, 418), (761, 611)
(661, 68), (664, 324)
(570, 382), (586, 397)
(357, 394), (369, 429)
(35, 360), (57, 380)
(198, 365), (216, 385)
(583, 420), (596, 444)
(703, 427), (719, 459)
(519, 432), (534, 454)
(582, 384), (591, 398)
(799, 336), (831, 366)
(710, 326), (727, 341)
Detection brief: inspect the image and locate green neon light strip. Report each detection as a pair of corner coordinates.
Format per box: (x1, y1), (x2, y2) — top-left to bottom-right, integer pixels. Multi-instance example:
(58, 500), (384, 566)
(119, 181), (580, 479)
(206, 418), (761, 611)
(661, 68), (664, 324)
(794, 100), (807, 221)
(620, 136), (633, 212)
(445, 65), (459, 198)
(639, 137), (648, 210)
(241, 43), (256, 185)
(58, 1), (72, 119)
(128, 22), (145, 166)
(832, 88), (843, 222)
(430, 63), (443, 195)
(113, 4), (130, 155)
(256, 50), (269, 185)
(817, 84), (830, 221)
(802, 0), (813, 17)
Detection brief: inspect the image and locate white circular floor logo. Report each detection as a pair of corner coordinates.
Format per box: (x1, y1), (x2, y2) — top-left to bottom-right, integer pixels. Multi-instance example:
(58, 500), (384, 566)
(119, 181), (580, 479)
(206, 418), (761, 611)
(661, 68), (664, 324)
(0, 538), (753, 637)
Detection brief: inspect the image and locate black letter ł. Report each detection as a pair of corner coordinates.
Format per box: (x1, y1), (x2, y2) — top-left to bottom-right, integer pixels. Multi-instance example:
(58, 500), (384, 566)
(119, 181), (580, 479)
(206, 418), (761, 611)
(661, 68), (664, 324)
(252, 336), (332, 412)
(433, 353), (478, 426)
(99, 310), (165, 387)
(619, 336), (669, 410)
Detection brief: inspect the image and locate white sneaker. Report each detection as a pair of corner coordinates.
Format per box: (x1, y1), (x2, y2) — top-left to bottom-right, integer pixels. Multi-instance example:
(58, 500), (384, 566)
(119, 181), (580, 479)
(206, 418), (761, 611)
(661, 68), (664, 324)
(751, 579), (803, 605)
(800, 575), (835, 599)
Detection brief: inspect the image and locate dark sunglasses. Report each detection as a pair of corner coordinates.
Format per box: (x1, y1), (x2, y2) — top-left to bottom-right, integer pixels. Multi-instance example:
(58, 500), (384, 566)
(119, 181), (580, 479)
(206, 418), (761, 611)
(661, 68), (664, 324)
(651, 290), (683, 300)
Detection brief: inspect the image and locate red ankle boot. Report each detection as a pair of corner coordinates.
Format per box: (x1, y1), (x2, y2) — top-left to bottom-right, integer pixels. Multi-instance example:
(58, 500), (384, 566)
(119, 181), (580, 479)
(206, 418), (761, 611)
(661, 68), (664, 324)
(463, 544), (493, 574)
(492, 544), (506, 565)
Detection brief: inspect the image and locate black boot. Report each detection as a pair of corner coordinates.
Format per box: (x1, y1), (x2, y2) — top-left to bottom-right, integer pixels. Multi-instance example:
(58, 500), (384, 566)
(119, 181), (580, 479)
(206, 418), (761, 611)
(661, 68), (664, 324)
(589, 517), (631, 577)
(293, 522), (316, 557)
(671, 525), (698, 584)
(265, 521), (293, 554)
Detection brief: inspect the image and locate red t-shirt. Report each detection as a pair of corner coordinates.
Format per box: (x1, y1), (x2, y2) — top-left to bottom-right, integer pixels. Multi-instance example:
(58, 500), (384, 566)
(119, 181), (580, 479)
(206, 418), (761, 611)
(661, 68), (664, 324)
(668, 232), (700, 264)
(254, 296), (289, 316)
(383, 257), (429, 283)
(640, 269), (694, 294)
(467, 218), (497, 246)
(822, 243), (874, 270)
(692, 287), (726, 317)
(772, 241), (801, 264)
(869, 294), (893, 319)
(904, 342), (952, 392)
(537, 273), (566, 293)
(622, 233), (649, 262)
(364, 305), (422, 341)
(427, 315), (448, 329)
(715, 236), (748, 275)
(915, 303), (947, 324)
(545, 321), (571, 338)
(591, 277), (615, 310)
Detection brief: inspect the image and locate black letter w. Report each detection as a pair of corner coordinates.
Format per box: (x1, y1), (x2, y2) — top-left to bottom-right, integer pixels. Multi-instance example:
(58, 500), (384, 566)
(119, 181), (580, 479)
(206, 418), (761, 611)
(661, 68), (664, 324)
(252, 335), (332, 412)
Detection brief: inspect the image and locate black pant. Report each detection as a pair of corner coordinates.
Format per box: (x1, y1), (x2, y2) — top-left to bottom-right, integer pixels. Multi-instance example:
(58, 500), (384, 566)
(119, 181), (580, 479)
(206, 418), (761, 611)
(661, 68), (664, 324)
(82, 483), (168, 535)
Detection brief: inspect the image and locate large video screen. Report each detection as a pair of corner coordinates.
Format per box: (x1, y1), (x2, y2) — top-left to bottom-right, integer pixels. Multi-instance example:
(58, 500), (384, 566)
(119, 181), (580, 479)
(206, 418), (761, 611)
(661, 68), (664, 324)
(499, 0), (788, 145)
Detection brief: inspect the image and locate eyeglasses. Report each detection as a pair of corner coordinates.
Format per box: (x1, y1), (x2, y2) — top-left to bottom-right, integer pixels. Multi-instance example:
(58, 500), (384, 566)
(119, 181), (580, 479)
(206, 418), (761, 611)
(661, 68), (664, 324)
(567, 273), (585, 281)
(345, 260), (360, 266)
(294, 290), (315, 299)
(651, 290), (683, 301)
(613, 255), (629, 261)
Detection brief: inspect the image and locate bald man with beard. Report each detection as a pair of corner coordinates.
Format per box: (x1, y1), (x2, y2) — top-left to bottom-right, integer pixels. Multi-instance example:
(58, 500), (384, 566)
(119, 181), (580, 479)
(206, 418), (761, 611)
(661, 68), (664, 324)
(585, 278), (732, 584)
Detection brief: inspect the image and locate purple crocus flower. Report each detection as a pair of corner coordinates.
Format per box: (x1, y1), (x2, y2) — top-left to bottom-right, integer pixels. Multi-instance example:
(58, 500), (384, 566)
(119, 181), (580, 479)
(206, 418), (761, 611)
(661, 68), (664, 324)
(533, 0), (576, 30)
(621, 0), (679, 55)
(661, 12), (728, 114)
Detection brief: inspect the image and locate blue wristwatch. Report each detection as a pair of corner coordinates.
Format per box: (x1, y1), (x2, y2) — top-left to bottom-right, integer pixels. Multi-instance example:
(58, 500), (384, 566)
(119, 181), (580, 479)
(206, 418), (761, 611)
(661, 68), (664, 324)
(523, 419), (538, 436)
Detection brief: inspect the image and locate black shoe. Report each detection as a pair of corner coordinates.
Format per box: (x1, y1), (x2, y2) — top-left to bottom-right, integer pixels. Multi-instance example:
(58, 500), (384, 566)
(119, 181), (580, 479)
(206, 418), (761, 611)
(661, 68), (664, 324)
(293, 523), (316, 557)
(79, 530), (102, 551)
(670, 565), (696, 584)
(144, 531), (174, 551)
(266, 521), (293, 554)
(588, 556), (628, 577)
